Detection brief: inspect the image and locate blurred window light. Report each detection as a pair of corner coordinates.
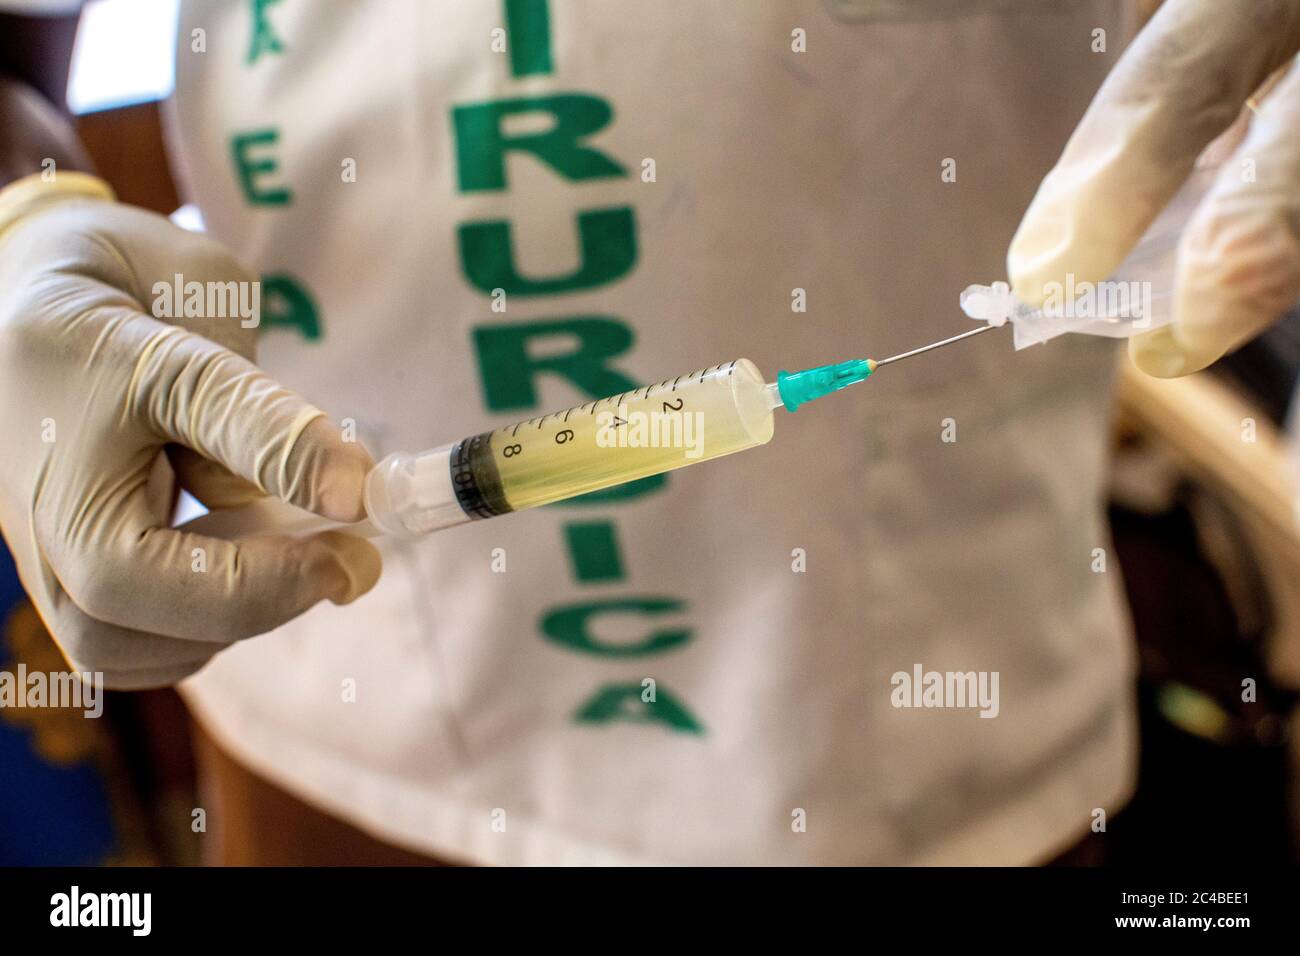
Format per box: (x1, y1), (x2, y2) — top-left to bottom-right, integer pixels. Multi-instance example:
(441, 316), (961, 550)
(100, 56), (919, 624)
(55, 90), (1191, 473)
(169, 202), (206, 233)
(66, 0), (179, 114)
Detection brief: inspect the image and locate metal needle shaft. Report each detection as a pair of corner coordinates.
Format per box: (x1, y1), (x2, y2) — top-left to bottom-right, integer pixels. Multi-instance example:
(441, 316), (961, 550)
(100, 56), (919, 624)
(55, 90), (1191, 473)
(872, 323), (1003, 369)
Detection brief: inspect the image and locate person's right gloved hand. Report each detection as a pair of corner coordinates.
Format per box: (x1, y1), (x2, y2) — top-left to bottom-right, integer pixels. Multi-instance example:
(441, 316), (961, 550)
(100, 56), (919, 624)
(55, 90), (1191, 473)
(0, 173), (382, 689)
(1008, 0), (1300, 378)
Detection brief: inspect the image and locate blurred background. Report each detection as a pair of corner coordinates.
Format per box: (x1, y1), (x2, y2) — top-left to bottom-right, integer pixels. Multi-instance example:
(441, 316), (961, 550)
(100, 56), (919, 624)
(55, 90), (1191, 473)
(1, 0), (1297, 866)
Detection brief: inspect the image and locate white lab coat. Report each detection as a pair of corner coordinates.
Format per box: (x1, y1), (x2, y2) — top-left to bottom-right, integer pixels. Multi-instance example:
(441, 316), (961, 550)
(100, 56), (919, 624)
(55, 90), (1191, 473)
(171, 0), (1138, 864)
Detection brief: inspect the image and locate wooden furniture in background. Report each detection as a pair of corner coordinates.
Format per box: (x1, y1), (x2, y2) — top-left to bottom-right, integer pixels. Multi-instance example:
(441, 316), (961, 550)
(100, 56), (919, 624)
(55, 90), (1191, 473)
(75, 101), (178, 214)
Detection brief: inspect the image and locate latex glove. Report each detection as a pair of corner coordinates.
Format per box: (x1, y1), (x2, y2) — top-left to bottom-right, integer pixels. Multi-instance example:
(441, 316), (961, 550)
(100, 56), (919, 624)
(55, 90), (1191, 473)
(1008, 0), (1300, 377)
(0, 173), (381, 688)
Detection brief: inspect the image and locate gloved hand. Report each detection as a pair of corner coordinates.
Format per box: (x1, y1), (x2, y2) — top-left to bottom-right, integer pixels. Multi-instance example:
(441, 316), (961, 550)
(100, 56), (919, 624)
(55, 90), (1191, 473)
(1008, 0), (1300, 377)
(0, 173), (381, 688)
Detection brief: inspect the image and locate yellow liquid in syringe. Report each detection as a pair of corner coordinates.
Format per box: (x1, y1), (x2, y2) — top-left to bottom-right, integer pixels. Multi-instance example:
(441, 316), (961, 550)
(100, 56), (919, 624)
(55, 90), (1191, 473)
(454, 359), (776, 516)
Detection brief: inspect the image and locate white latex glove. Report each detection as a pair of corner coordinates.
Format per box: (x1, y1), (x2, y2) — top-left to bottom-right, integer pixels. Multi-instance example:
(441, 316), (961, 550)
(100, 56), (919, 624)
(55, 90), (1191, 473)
(0, 173), (381, 688)
(1008, 0), (1300, 377)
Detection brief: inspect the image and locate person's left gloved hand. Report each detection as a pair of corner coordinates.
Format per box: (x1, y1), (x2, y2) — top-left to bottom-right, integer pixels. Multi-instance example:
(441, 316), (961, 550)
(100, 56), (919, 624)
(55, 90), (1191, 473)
(1008, 0), (1300, 378)
(0, 173), (382, 688)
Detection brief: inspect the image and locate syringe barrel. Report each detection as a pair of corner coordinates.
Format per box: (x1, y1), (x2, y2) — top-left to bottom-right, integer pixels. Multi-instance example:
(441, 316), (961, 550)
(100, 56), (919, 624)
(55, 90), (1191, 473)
(186, 359), (776, 541)
(365, 358), (775, 537)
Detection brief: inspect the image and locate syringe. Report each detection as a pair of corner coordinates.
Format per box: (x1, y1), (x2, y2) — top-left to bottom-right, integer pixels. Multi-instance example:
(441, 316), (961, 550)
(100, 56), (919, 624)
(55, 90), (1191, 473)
(185, 337), (994, 542)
